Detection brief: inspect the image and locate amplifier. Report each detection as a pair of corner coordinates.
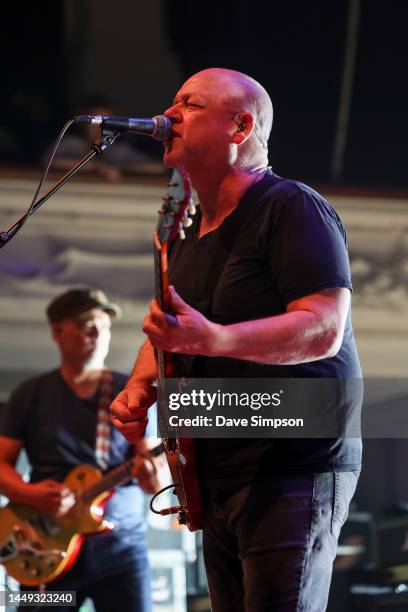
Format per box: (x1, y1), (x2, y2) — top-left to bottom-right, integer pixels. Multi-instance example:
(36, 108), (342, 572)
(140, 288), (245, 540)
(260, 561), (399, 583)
(377, 515), (408, 569)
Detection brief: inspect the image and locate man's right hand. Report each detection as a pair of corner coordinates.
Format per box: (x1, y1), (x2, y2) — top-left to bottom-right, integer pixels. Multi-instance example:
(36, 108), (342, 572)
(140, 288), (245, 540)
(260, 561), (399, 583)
(110, 385), (156, 443)
(25, 480), (74, 516)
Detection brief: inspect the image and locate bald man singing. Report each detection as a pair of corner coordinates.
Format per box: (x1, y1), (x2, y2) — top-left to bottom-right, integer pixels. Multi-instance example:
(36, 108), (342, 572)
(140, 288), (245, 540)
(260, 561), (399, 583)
(111, 68), (362, 611)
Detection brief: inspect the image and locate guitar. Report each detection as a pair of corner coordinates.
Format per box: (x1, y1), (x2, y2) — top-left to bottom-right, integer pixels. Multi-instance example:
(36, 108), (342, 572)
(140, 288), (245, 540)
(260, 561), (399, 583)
(153, 167), (205, 531)
(0, 445), (163, 586)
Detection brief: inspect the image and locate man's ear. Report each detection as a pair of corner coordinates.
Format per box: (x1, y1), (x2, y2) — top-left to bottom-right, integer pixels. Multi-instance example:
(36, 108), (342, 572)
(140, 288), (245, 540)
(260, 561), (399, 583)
(51, 323), (62, 339)
(232, 112), (254, 144)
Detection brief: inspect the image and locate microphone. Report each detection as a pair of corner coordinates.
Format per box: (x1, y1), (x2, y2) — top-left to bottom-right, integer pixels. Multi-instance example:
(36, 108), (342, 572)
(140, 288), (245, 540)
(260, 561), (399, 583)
(73, 114), (172, 141)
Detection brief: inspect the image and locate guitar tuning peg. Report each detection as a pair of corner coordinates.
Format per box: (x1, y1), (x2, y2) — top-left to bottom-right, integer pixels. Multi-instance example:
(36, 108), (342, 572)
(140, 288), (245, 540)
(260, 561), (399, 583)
(178, 223), (186, 240)
(182, 208), (193, 227)
(187, 199), (196, 215)
(182, 216), (193, 228)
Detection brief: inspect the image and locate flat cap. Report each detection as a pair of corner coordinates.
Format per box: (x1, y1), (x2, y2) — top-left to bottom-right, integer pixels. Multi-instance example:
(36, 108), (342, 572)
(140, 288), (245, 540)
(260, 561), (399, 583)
(46, 287), (121, 323)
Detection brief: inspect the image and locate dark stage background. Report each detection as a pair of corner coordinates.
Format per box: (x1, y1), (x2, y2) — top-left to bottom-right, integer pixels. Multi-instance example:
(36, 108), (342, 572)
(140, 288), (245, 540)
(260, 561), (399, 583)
(1, 0), (407, 187)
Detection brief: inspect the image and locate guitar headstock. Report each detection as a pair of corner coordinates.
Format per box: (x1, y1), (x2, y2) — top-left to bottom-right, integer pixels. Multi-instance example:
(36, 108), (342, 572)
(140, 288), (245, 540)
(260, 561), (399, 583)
(156, 167), (196, 245)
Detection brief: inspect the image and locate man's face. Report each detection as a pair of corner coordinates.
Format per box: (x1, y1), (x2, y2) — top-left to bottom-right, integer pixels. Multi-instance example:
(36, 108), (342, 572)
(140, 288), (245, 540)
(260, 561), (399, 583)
(52, 308), (112, 366)
(163, 73), (237, 169)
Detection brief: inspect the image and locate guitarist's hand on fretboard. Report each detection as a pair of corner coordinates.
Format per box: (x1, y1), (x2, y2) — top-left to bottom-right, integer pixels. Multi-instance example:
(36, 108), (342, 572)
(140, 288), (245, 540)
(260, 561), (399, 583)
(143, 285), (219, 356)
(132, 453), (165, 495)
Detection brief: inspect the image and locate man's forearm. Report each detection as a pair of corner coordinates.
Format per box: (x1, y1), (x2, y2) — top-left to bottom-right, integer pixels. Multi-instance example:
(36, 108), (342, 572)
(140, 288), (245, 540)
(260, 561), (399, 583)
(143, 286), (348, 366)
(127, 339), (158, 388)
(0, 462), (32, 504)
(213, 310), (340, 365)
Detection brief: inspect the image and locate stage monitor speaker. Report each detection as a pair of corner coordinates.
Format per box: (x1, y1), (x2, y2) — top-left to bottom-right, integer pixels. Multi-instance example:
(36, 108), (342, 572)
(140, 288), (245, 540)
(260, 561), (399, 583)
(377, 513), (408, 570)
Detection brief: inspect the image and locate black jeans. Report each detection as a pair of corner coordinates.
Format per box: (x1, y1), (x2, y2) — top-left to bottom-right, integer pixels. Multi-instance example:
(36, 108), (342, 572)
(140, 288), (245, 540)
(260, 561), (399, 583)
(202, 471), (359, 612)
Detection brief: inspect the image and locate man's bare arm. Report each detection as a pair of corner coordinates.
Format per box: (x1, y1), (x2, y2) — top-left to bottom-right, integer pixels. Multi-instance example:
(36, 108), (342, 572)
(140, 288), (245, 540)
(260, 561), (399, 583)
(143, 286), (350, 365)
(110, 339), (158, 442)
(213, 288), (350, 364)
(127, 339), (158, 387)
(0, 436), (68, 514)
(111, 287), (349, 443)
(0, 436), (28, 502)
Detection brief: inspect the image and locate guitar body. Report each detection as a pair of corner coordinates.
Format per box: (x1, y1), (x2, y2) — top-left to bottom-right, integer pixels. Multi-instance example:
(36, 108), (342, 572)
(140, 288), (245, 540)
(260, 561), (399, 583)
(158, 346), (204, 532)
(0, 464), (110, 586)
(164, 437), (205, 531)
(154, 168), (205, 531)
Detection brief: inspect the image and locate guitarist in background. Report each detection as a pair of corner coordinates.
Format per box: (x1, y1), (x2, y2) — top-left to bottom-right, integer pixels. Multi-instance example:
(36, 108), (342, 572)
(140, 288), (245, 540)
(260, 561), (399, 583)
(111, 68), (362, 611)
(0, 287), (161, 611)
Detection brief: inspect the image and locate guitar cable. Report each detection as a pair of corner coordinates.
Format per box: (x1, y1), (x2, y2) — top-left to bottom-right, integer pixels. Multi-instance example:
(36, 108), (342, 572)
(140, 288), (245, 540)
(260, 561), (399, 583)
(149, 483), (183, 516)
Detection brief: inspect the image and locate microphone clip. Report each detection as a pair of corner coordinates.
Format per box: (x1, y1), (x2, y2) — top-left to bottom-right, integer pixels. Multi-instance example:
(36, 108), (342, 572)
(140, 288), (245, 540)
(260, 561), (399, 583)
(91, 129), (121, 155)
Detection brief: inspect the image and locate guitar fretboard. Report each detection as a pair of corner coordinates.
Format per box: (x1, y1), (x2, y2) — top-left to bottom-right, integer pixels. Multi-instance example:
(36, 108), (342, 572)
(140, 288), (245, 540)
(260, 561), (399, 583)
(153, 235), (176, 452)
(81, 444), (164, 503)
(81, 459), (135, 503)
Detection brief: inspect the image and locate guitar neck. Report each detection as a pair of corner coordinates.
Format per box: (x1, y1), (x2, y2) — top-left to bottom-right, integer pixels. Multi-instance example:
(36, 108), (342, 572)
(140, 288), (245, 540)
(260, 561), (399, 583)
(81, 459), (135, 504)
(153, 168), (194, 451)
(153, 232), (177, 450)
(153, 231), (168, 387)
(152, 166), (193, 388)
(81, 444), (164, 504)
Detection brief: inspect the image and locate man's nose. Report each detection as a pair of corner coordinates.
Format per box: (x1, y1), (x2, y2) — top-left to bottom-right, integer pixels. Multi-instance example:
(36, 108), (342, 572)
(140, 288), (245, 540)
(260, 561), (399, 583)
(164, 105), (181, 122)
(86, 325), (99, 338)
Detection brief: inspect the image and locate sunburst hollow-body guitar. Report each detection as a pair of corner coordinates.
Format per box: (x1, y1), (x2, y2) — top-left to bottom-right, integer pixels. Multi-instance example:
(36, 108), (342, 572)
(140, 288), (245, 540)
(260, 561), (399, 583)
(0, 447), (162, 586)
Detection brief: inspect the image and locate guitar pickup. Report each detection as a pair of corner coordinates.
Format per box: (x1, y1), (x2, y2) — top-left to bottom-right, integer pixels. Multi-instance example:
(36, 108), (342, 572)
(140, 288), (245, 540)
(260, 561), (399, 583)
(28, 514), (60, 536)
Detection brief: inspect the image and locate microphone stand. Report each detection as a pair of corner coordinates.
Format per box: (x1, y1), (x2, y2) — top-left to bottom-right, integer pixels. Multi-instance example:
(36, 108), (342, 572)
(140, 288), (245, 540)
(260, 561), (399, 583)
(0, 130), (121, 250)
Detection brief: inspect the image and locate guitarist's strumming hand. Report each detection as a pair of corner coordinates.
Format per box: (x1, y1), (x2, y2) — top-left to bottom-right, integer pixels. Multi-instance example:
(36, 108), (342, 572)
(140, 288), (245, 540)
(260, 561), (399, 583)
(143, 286), (220, 355)
(110, 385), (156, 443)
(26, 480), (75, 516)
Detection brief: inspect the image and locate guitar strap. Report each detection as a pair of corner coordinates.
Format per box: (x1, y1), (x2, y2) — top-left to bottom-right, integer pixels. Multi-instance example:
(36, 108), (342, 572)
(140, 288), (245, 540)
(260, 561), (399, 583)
(95, 369), (114, 470)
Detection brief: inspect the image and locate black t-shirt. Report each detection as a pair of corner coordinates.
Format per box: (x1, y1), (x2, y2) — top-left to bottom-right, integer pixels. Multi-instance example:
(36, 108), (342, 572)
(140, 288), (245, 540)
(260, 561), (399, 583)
(168, 171), (362, 489)
(0, 369), (145, 531)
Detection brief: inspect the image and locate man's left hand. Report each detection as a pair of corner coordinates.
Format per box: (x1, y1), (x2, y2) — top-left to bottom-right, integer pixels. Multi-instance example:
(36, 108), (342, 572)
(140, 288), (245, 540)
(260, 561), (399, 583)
(133, 453), (165, 495)
(142, 286), (219, 355)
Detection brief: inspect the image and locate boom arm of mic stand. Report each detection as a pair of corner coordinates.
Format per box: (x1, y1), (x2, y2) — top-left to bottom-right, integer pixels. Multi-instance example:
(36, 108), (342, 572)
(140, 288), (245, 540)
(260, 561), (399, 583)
(0, 131), (121, 250)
